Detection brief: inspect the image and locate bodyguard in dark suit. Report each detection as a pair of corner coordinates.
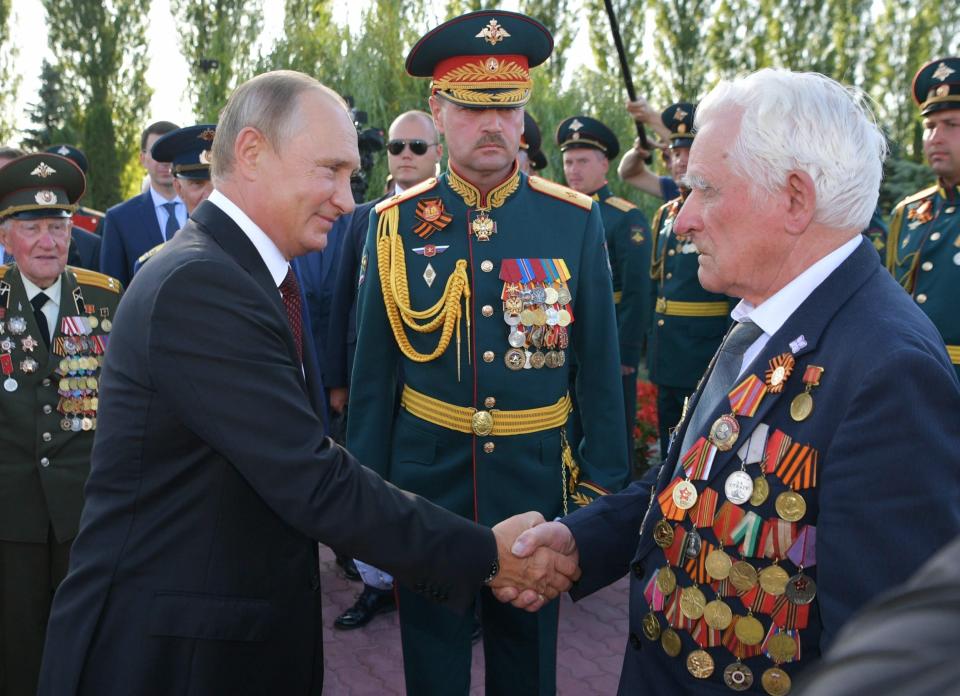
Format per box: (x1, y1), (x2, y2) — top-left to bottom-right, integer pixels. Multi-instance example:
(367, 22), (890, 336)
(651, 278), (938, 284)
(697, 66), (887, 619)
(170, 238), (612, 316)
(499, 69), (960, 694)
(38, 70), (578, 696)
(0, 153), (121, 696)
(98, 120), (182, 285)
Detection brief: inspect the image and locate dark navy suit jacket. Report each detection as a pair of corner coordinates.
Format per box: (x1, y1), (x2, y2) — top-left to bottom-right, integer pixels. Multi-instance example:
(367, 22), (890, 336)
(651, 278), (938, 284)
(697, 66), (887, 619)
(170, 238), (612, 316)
(38, 201), (496, 696)
(68, 226), (102, 272)
(99, 190), (164, 287)
(563, 239), (960, 694)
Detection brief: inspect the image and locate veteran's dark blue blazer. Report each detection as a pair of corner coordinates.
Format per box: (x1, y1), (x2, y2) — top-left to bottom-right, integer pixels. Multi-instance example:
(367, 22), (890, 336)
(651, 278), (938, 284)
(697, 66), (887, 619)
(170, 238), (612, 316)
(563, 238), (960, 694)
(99, 190), (164, 287)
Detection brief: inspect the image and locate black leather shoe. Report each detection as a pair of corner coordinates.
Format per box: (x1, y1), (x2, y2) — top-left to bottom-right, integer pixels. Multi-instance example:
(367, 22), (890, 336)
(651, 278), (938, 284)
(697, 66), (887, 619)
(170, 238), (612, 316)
(335, 553), (361, 582)
(333, 585), (396, 630)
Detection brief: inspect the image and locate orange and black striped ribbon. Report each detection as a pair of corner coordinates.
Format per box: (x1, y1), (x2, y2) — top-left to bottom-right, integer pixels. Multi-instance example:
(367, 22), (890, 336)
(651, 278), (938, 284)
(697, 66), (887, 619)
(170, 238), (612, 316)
(683, 541), (715, 584)
(413, 198), (452, 238)
(776, 442), (818, 490)
(657, 477), (687, 521)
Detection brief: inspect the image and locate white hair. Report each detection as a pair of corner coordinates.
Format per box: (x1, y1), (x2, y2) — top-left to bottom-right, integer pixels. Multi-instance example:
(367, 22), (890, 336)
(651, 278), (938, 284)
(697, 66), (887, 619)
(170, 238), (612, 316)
(695, 68), (887, 230)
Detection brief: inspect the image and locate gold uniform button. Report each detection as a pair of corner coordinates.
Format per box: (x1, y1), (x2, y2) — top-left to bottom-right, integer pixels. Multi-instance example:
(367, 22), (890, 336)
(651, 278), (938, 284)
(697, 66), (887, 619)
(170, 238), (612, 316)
(484, 396), (496, 408)
(667, 249), (676, 256)
(482, 351), (495, 363)
(930, 232), (942, 241)
(480, 260), (494, 272)
(482, 305), (494, 317)
(657, 319), (665, 327)
(916, 293), (928, 304)
(483, 442), (495, 454)
(922, 261), (934, 271)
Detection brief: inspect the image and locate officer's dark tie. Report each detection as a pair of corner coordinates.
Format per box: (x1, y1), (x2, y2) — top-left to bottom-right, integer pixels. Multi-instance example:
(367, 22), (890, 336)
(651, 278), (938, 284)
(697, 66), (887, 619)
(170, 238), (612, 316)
(162, 201), (180, 240)
(677, 319), (765, 461)
(279, 266), (304, 364)
(30, 292), (51, 349)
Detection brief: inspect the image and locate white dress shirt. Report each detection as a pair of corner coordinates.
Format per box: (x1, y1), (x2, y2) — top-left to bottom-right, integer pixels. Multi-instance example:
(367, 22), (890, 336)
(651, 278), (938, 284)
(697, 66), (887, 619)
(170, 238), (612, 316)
(150, 186), (187, 241)
(21, 274), (62, 339)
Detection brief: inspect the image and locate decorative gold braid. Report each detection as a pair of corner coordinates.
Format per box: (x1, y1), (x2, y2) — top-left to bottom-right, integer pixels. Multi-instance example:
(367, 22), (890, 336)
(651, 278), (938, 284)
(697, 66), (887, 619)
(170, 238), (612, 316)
(376, 206), (471, 365)
(649, 204), (669, 282)
(439, 87), (530, 105)
(434, 60), (530, 85)
(489, 169), (520, 208)
(447, 164), (520, 211)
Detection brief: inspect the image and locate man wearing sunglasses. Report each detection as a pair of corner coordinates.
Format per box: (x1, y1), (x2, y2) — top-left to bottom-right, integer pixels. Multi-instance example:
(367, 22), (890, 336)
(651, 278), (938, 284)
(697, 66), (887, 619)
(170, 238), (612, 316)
(326, 110), (443, 631)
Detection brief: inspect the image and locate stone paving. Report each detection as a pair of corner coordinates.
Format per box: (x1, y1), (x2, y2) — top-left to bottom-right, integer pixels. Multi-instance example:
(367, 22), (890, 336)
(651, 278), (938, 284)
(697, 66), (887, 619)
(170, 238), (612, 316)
(319, 544), (629, 695)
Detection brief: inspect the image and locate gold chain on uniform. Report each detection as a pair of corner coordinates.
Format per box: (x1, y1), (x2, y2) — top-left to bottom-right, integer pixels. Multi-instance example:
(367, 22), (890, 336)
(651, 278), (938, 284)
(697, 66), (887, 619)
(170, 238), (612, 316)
(376, 205), (471, 372)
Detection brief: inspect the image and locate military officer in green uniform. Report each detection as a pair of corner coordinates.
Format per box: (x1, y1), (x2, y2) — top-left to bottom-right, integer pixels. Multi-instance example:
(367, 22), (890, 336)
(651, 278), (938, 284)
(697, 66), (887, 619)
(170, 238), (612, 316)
(348, 10), (629, 696)
(647, 103), (736, 459)
(887, 56), (960, 380)
(556, 115), (652, 464)
(0, 152), (121, 695)
(518, 111), (548, 174)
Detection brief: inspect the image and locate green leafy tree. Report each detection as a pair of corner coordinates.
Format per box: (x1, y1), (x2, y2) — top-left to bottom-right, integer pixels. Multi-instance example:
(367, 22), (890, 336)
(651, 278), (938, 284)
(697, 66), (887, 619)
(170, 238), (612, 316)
(43, 0), (152, 209)
(650, 0), (711, 104)
(0, 0), (19, 143)
(259, 0), (345, 79)
(173, 0), (263, 121)
(21, 60), (78, 151)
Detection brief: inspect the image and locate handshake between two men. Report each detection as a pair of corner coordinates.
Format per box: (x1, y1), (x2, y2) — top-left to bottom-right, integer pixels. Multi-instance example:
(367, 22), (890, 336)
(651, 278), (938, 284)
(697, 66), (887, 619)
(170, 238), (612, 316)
(489, 512), (580, 610)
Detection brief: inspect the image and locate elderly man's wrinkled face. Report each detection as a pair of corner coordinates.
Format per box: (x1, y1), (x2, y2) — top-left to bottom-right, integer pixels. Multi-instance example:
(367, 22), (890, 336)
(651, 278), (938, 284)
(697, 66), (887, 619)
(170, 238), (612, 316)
(174, 177), (214, 215)
(255, 89), (359, 258)
(1, 216), (70, 288)
(674, 109), (787, 303)
(923, 109), (960, 186)
(430, 98), (523, 181)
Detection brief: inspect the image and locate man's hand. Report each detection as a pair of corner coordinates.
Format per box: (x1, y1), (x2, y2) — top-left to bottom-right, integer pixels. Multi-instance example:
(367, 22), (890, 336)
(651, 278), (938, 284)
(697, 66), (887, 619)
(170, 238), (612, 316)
(626, 97), (658, 126)
(329, 387), (348, 413)
(489, 518), (580, 612)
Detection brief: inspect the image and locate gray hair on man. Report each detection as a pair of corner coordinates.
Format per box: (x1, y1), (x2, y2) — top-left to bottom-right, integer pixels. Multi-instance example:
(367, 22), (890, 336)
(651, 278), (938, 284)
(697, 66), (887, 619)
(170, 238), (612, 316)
(695, 68), (887, 231)
(211, 70), (348, 181)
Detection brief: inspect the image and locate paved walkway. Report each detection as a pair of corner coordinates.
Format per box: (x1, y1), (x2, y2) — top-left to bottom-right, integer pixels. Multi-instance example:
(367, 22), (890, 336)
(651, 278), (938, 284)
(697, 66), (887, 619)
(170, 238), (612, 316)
(319, 545), (629, 695)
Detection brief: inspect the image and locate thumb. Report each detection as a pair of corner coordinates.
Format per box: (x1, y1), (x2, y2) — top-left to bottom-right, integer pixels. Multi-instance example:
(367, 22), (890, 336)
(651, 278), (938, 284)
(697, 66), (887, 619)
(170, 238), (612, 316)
(512, 521), (567, 558)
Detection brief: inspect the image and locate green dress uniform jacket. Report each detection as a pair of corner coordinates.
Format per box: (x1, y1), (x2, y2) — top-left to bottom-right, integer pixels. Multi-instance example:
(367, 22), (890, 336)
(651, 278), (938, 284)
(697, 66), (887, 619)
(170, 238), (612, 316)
(647, 194), (736, 456)
(0, 264), (122, 544)
(886, 182), (960, 380)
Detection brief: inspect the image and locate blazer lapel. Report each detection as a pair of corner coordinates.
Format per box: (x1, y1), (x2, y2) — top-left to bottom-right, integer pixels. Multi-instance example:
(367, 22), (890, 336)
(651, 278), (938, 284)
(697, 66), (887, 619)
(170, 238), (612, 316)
(138, 191), (165, 247)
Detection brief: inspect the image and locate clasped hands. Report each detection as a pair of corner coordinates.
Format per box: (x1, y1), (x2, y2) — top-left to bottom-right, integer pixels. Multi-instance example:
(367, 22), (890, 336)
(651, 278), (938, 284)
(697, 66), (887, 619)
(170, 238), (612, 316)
(488, 511), (580, 612)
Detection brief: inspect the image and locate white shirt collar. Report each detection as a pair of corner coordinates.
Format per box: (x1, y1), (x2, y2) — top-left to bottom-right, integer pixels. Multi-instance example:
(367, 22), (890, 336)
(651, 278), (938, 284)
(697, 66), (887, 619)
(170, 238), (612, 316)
(21, 273), (62, 308)
(207, 189), (289, 287)
(731, 235), (863, 336)
(149, 185), (183, 209)
(394, 183), (406, 195)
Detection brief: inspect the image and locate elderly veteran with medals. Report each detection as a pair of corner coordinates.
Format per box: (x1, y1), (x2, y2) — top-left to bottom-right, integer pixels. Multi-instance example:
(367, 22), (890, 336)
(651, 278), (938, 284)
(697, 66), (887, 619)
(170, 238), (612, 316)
(0, 152), (121, 696)
(348, 10), (629, 696)
(498, 69), (960, 694)
(886, 57), (960, 381)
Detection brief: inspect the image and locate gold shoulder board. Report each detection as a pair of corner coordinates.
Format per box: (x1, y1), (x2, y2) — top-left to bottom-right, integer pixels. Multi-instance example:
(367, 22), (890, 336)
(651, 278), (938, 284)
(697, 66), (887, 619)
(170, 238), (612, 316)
(605, 196), (638, 212)
(374, 177), (439, 214)
(69, 267), (122, 294)
(527, 176), (593, 211)
(0, 264), (8, 279)
(137, 243), (165, 265)
(894, 185), (938, 211)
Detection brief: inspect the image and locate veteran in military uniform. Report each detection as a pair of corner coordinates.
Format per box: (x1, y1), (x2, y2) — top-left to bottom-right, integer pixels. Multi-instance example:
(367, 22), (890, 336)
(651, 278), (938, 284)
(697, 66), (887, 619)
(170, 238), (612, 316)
(556, 115), (652, 463)
(133, 124), (217, 274)
(886, 57), (960, 380)
(348, 10), (629, 695)
(648, 102), (736, 459)
(0, 153), (121, 696)
(502, 69), (960, 695)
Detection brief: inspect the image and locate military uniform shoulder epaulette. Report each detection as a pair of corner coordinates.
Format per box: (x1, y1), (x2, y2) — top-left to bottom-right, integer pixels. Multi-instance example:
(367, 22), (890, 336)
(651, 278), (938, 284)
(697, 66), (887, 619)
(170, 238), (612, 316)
(604, 196), (637, 212)
(68, 267), (122, 294)
(894, 185), (938, 211)
(79, 205), (105, 217)
(137, 242), (166, 265)
(374, 177), (439, 214)
(528, 176), (593, 211)
(0, 264), (8, 279)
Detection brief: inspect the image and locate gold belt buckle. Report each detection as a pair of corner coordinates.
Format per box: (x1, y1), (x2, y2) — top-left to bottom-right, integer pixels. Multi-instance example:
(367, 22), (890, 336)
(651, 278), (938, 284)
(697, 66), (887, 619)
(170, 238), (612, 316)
(655, 297), (667, 314)
(472, 410), (494, 436)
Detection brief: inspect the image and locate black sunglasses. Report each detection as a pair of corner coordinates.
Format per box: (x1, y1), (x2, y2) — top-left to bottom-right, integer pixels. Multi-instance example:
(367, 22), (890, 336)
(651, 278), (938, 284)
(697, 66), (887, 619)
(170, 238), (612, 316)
(386, 139), (436, 156)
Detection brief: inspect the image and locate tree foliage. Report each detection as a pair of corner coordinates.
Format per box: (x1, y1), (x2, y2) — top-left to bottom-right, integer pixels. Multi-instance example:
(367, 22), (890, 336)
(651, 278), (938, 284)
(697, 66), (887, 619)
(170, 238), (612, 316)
(21, 60), (78, 151)
(0, 0), (19, 143)
(42, 0), (152, 209)
(173, 0), (263, 121)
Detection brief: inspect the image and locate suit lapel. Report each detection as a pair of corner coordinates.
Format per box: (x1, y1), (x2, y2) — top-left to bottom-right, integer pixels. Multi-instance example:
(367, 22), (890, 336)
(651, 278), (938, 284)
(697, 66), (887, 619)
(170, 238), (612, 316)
(138, 191), (164, 247)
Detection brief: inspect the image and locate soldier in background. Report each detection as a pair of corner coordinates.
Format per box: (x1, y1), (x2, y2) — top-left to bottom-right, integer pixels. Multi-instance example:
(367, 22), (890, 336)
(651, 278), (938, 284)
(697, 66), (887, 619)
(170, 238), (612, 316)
(518, 111), (547, 175)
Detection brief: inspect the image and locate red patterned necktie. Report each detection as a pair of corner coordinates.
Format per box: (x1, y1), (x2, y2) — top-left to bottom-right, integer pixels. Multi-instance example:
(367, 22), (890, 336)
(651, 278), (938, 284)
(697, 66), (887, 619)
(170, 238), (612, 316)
(278, 266), (304, 364)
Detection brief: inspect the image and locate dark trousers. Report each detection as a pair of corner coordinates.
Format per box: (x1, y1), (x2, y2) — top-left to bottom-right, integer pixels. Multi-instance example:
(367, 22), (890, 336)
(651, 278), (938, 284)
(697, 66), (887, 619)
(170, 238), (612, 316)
(398, 585), (559, 696)
(656, 385), (688, 462)
(0, 528), (71, 696)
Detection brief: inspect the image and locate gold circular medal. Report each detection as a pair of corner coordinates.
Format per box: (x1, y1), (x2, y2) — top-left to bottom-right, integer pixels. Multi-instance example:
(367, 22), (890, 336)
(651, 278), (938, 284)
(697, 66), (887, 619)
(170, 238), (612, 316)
(544, 351), (560, 369)
(59, 378), (70, 392)
(672, 479), (698, 510)
(729, 560), (758, 592)
(709, 413), (740, 451)
(557, 309), (571, 327)
(761, 667), (792, 696)
(557, 287), (572, 305)
(519, 309), (536, 325)
(703, 598), (733, 630)
(775, 491), (806, 522)
(660, 627), (682, 657)
(686, 649), (715, 679)
(790, 392), (813, 422)
(81, 417), (93, 431)
(533, 308), (547, 326)
(88, 316), (99, 329)
(705, 548), (733, 580)
(679, 586), (707, 620)
(543, 286), (559, 304)
(504, 348), (524, 371)
(59, 358), (70, 373)
(471, 410), (494, 436)
(734, 614), (764, 646)
(758, 565), (790, 596)
(767, 631), (796, 664)
(642, 611), (661, 641)
(656, 566), (677, 595)
(653, 519), (675, 548)
(724, 662), (754, 691)
(750, 475), (770, 506)
(530, 351), (546, 369)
